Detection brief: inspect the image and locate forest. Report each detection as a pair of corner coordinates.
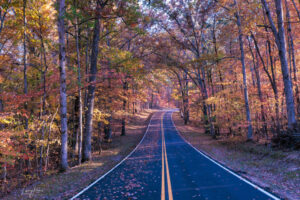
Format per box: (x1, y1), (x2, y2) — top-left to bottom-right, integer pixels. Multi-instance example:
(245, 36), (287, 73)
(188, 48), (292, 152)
(0, 0), (299, 199)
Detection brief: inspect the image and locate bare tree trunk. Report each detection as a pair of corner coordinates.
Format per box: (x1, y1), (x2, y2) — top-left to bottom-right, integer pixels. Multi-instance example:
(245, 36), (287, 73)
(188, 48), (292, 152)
(0, 100), (3, 130)
(256, 15), (281, 132)
(267, 38), (280, 132)
(248, 37), (267, 137)
(58, 0), (69, 171)
(0, 0), (11, 36)
(2, 162), (7, 192)
(104, 116), (112, 142)
(45, 107), (58, 171)
(97, 122), (102, 153)
(72, 97), (79, 159)
(0, 100), (6, 189)
(261, 0), (296, 130)
(23, 0), (28, 130)
(285, 0), (300, 119)
(290, 0), (300, 20)
(150, 92), (153, 109)
(234, 3), (253, 140)
(183, 73), (189, 125)
(75, 11), (83, 164)
(173, 69), (189, 125)
(193, 66), (215, 136)
(83, 2), (101, 162)
(84, 24), (90, 113)
(121, 80), (127, 136)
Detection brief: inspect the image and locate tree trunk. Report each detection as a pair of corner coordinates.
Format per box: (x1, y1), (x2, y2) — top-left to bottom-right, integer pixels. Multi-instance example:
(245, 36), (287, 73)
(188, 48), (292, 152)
(248, 37), (267, 137)
(72, 97), (79, 159)
(83, 3), (101, 162)
(150, 92), (153, 109)
(183, 73), (189, 125)
(104, 116), (112, 142)
(97, 122), (102, 153)
(290, 0), (300, 20)
(121, 80), (127, 136)
(234, 4), (253, 140)
(261, 0), (296, 130)
(38, 33), (48, 176)
(23, 0), (28, 130)
(2, 162), (7, 192)
(58, 0), (69, 171)
(285, 0), (300, 119)
(0, 99), (3, 130)
(84, 24), (90, 116)
(45, 107), (58, 171)
(234, 3), (253, 140)
(193, 65), (215, 137)
(75, 13), (83, 165)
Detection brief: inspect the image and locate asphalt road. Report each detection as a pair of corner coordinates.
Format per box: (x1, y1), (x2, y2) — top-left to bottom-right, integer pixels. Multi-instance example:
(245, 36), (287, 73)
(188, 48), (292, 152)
(71, 111), (280, 200)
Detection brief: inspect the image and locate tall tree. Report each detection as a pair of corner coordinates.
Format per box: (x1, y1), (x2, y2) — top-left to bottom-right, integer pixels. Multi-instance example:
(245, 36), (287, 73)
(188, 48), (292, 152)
(284, 0), (300, 119)
(83, 0), (102, 162)
(233, 0), (253, 140)
(261, 0), (297, 130)
(58, 0), (69, 171)
(74, 0), (83, 165)
(23, 0), (28, 130)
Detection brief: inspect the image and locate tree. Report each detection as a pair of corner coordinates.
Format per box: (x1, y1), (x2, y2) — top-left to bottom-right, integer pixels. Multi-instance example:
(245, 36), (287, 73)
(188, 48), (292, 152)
(261, 0), (297, 130)
(233, 0), (253, 140)
(82, 0), (102, 162)
(58, 0), (69, 171)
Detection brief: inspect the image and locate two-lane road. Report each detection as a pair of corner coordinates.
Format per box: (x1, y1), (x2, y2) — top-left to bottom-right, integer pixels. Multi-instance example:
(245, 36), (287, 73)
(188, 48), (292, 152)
(72, 111), (280, 200)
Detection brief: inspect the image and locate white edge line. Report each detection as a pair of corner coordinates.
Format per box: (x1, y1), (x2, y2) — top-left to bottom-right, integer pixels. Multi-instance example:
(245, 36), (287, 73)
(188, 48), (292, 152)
(70, 112), (157, 200)
(170, 111), (281, 200)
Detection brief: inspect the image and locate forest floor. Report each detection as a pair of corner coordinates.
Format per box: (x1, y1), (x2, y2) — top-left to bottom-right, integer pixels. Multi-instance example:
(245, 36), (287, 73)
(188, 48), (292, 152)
(172, 112), (300, 200)
(2, 109), (156, 200)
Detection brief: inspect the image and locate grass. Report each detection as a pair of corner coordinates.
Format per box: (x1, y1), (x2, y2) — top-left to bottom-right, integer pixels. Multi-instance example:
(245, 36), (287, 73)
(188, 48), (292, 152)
(172, 112), (300, 200)
(3, 109), (156, 200)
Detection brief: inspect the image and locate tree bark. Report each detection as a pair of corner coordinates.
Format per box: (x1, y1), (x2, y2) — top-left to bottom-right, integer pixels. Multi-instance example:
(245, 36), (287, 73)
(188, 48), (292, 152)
(234, 3), (253, 140)
(83, 2), (101, 162)
(261, 0), (296, 130)
(121, 80), (127, 136)
(248, 37), (267, 137)
(84, 23), (90, 115)
(75, 11), (83, 165)
(58, 0), (69, 171)
(0, 0), (11, 36)
(23, 0), (28, 130)
(45, 107), (58, 171)
(104, 116), (112, 142)
(39, 34), (48, 176)
(173, 69), (189, 125)
(183, 73), (189, 125)
(285, 0), (300, 119)
(290, 0), (300, 20)
(255, 14), (281, 132)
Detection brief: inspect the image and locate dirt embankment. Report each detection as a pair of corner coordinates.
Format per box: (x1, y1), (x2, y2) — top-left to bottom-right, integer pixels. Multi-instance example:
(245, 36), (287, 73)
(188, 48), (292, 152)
(172, 112), (300, 200)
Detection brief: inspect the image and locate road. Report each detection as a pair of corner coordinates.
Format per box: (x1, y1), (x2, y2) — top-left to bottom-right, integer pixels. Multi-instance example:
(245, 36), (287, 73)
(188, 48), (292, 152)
(71, 111), (280, 200)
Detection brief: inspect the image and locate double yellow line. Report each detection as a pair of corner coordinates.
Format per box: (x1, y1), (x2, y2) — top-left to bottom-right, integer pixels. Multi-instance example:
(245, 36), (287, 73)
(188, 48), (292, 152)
(161, 113), (173, 200)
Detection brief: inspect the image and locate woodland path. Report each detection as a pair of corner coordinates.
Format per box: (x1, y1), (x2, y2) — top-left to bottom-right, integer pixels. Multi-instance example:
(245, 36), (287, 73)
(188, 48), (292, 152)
(71, 110), (280, 200)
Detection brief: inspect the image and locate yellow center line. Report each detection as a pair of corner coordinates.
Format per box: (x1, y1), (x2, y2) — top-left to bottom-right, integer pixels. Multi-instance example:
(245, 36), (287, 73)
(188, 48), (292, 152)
(161, 114), (166, 200)
(161, 113), (173, 200)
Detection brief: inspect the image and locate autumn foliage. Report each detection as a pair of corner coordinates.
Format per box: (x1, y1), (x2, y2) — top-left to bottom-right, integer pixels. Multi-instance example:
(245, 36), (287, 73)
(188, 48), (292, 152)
(0, 0), (299, 195)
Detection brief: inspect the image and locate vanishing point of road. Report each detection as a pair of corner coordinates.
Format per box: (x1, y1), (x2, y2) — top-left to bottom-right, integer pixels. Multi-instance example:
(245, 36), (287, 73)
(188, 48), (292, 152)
(71, 110), (280, 200)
